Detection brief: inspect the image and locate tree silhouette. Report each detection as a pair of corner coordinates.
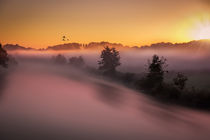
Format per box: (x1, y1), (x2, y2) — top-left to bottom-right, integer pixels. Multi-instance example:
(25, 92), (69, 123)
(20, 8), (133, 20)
(146, 54), (167, 88)
(0, 44), (9, 68)
(98, 46), (120, 75)
(69, 56), (85, 67)
(173, 73), (188, 90)
(52, 54), (67, 64)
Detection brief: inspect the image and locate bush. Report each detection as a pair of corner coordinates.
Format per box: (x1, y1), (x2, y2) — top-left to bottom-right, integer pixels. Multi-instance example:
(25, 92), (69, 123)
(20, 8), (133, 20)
(173, 73), (188, 90)
(69, 56), (85, 67)
(52, 54), (67, 64)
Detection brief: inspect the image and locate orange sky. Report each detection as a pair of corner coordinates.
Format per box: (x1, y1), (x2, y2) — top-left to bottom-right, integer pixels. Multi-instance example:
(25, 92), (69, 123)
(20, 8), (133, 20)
(0, 0), (210, 48)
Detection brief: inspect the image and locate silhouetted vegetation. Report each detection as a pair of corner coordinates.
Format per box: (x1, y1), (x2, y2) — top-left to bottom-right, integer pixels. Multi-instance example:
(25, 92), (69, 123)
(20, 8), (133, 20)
(69, 56), (85, 67)
(3, 44), (34, 51)
(5, 40), (210, 51)
(134, 55), (210, 109)
(2, 44), (208, 110)
(138, 55), (167, 89)
(47, 43), (81, 50)
(173, 73), (188, 90)
(95, 48), (210, 110)
(98, 46), (120, 76)
(0, 44), (9, 68)
(52, 54), (67, 64)
(48, 48), (210, 110)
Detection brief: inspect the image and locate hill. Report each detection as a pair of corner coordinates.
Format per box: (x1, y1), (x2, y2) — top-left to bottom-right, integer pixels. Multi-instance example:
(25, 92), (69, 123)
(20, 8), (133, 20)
(3, 44), (34, 51)
(46, 43), (82, 50)
(3, 39), (210, 51)
(136, 40), (210, 51)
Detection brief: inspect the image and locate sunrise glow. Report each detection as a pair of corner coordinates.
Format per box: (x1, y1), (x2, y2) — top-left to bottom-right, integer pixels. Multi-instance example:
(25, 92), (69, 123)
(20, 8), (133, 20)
(1, 0), (210, 48)
(191, 21), (210, 40)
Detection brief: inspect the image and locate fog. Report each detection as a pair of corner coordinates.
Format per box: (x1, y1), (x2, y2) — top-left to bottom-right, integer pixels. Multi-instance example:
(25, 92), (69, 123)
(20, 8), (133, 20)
(9, 49), (210, 73)
(0, 49), (210, 139)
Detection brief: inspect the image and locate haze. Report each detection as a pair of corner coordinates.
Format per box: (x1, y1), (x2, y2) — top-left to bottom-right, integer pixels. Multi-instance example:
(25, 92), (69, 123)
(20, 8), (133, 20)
(1, 53), (210, 139)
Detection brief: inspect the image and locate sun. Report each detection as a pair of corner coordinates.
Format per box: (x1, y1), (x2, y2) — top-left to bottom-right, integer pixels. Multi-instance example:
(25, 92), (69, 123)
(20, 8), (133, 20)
(191, 21), (210, 40)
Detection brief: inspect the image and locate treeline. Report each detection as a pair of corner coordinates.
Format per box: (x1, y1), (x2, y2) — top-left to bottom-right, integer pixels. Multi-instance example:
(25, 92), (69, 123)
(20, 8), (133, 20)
(4, 39), (210, 52)
(99, 47), (210, 110)
(52, 46), (210, 110)
(51, 54), (85, 68)
(1, 44), (210, 110)
(97, 47), (210, 109)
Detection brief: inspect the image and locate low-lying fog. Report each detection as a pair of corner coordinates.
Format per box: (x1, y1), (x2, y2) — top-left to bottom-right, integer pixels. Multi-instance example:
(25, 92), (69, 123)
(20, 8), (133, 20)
(9, 49), (210, 89)
(0, 49), (210, 139)
(9, 49), (210, 73)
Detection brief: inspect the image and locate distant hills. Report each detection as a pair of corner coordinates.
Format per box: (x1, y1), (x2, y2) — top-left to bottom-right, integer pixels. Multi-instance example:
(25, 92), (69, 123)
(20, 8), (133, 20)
(47, 41), (128, 50)
(83, 42), (128, 50)
(138, 40), (210, 51)
(3, 40), (210, 51)
(3, 44), (34, 51)
(47, 43), (81, 50)
(3, 42), (129, 51)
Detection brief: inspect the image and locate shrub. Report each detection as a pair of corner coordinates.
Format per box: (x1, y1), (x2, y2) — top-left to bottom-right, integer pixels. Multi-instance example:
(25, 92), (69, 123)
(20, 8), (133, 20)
(69, 56), (85, 67)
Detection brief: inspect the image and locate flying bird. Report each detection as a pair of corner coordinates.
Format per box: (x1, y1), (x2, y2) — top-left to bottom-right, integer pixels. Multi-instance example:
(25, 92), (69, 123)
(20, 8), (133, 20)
(62, 35), (70, 41)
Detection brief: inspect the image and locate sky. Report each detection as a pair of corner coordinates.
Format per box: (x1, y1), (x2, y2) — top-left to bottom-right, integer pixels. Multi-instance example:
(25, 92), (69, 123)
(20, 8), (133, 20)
(0, 0), (210, 48)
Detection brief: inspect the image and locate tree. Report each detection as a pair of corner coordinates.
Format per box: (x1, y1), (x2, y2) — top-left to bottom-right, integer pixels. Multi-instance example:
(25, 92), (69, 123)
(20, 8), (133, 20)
(98, 46), (120, 75)
(173, 73), (188, 90)
(0, 44), (9, 68)
(69, 56), (85, 67)
(146, 54), (167, 87)
(52, 54), (67, 64)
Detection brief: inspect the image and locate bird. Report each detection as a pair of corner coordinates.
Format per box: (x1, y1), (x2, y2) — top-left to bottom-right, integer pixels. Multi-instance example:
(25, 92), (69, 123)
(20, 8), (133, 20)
(62, 35), (70, 42)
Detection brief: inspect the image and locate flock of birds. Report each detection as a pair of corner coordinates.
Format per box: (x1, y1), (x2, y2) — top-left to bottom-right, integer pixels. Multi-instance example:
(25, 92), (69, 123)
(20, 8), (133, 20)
(62, 36), (70, 42)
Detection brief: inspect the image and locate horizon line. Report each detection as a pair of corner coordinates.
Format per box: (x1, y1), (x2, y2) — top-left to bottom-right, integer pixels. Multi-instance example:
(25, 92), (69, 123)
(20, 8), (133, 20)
(2, 39), (210, 50)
